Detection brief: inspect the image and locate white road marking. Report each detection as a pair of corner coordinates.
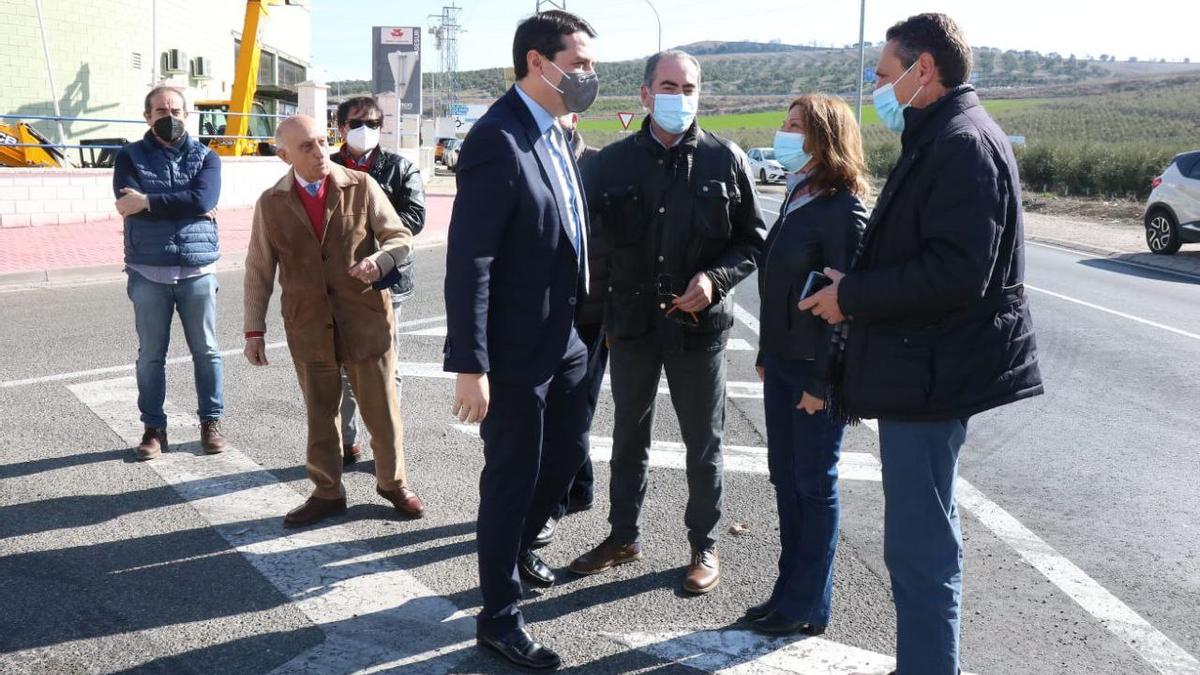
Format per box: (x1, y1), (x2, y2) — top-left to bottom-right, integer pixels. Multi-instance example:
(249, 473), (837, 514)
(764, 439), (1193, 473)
(406, 325), (448, 337)
(731, 302), (761, 334)
(0, 314), (450, 389)
(734, 290), (1200, 674)
(726, 338), (755, 352)
(451, 424), (882, 483)
(0, 341), (289, 389)
(1027, 283), (1200, 342)
(956, 479), (1200, 675)
(67, 376), (477, 675)
(1026, 240), (1200, 282)
(611, 629), (900, 675)
(396, 361), (766, 399)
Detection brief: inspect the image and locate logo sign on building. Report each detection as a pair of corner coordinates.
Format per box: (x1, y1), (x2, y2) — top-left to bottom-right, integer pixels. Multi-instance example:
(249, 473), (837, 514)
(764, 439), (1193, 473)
(372, 27), (422, 114)
(381, 27), (414, 45)
(451, 103), (489, 133)
(617, 112), (635, 130)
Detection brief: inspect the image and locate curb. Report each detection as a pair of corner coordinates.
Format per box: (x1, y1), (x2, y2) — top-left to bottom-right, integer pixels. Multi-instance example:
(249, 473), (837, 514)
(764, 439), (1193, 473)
(0, 237), (450, 292)
(1027, 236), (1200, 279)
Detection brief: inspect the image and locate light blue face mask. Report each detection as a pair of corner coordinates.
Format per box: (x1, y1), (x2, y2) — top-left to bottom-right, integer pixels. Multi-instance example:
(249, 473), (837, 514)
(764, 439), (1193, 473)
(651, 93), (698, 135)
(871, 60), (923, 134)
(773, 130), (812, 172)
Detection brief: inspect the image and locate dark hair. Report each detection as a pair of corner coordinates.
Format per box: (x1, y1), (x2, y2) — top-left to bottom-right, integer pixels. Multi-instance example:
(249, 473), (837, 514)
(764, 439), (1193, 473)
(642, 50), (702, 88)
(336, 96), (383, 127)
(511, 10), (596, 79)
(144, 86), (185, 115)
(885, 13), (972, 88)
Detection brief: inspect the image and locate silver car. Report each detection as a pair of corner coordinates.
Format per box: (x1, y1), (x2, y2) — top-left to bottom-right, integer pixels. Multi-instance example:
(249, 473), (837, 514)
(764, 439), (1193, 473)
(1144, 150), (1200, 254)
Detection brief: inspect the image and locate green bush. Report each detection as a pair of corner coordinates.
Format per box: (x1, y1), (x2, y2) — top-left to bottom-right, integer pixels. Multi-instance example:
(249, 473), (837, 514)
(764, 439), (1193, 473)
(1016, 142), (1182, 199)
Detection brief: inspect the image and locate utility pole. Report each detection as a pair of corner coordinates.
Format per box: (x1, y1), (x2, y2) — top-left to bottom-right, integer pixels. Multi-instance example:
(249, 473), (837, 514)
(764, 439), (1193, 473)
(535, 0), (566, 12)
(427, 5), (463, 120)
(856, 0), (866, 123)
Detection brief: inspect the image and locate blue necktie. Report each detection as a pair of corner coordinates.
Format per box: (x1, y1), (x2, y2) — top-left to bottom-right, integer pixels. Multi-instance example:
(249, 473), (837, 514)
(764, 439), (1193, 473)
(304, 182), (319, 197)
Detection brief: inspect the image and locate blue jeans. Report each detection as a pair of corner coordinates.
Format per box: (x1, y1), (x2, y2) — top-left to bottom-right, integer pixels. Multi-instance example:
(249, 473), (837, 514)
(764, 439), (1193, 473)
(761, 354), (846, 626)
(126, 271), (224, 428)
(878, 417), (969, 675)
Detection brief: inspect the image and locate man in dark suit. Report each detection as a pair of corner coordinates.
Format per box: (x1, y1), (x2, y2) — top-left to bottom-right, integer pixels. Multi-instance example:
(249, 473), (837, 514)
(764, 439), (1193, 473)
(442, 10), (598, 671)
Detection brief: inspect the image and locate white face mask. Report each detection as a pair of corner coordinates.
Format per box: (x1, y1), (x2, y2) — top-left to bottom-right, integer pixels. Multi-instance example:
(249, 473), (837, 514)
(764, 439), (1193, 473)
(345, 125), (380, 153)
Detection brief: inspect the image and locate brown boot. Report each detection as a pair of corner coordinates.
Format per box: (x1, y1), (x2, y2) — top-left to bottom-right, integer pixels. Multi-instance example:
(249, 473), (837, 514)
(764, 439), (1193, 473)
(343, 443), (363, 466)
(684, 548), (720, 594)
(200, 419), (227, 454)
(137, 427), (167, 461)
(376, 485), (426, 518)
(568, 537), (643, 575)
(283, 495), (348, 528)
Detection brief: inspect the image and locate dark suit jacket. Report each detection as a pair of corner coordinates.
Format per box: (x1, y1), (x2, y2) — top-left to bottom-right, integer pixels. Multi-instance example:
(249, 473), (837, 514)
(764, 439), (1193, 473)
(443, 86), (588, 386)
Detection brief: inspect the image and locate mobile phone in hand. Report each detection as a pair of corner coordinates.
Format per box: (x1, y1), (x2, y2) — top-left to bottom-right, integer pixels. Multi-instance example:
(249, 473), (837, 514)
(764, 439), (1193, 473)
(801, 270), (833, 299)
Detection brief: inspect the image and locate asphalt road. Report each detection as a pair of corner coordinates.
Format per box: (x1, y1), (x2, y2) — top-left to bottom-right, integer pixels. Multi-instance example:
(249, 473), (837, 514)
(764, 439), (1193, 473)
(0, 190), (1197, 674)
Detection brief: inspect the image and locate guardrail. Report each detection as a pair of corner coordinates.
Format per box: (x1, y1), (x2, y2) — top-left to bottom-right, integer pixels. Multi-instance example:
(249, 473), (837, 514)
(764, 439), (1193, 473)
(1, 111), (287, 167)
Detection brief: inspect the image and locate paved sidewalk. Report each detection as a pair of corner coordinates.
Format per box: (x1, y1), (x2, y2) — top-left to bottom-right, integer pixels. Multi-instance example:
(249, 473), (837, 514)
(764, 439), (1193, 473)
(1024, 212), (1200, 278)
(3, 190), (1197, 288)
(0, 193), (454, 287)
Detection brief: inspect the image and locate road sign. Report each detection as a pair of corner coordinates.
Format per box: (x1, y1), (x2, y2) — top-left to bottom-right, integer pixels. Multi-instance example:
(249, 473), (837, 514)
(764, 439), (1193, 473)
(618, 112), (635, 130)
(864, 67), (876, 84)
(451, 104), (489, 133)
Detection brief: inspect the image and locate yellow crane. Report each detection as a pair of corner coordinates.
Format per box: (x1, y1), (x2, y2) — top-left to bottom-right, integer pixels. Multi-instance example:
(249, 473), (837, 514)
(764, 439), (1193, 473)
(196, 0), (301, 156)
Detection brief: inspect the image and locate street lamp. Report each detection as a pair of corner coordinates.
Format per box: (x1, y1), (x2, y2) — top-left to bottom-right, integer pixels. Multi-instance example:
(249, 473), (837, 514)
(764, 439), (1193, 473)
(644, 0), (662, 53)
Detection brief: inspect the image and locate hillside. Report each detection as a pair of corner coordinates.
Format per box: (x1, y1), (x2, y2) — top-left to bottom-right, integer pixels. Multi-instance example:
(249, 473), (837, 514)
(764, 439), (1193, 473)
(329, 41), (1200, 108)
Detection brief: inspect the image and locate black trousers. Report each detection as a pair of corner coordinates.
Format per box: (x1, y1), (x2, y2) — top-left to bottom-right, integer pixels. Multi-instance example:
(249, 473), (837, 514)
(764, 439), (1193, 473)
(550, 321), (608, 519)
(475, 328), (591, 635)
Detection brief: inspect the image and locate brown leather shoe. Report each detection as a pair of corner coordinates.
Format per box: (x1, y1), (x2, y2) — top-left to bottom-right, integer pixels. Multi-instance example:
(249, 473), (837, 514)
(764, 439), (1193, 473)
(283, 496), (347, 528)
(684, 548), (720, 594)
(343, 443), (363, 466)
(376, 485), (425, 518)
(568, 537), (643, 575)
(200, 420), (227, 454)
(137, 427), (167, 461)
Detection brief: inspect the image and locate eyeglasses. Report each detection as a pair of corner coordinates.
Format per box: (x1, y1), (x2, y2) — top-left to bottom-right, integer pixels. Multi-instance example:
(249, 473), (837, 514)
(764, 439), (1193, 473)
(346, 119), (383, 130)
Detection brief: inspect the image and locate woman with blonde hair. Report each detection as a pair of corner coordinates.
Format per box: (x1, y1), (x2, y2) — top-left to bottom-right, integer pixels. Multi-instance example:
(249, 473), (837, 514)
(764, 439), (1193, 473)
(746, 93), (869, 635)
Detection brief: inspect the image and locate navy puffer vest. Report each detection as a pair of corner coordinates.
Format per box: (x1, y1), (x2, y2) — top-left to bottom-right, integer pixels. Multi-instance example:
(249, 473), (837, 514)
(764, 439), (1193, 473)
(122, 133), (220, 267)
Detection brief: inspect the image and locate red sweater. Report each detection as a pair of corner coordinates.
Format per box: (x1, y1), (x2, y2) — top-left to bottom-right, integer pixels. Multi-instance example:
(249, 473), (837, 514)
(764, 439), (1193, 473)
(245, 175), (328, 340)
(295, 176), (329, 241)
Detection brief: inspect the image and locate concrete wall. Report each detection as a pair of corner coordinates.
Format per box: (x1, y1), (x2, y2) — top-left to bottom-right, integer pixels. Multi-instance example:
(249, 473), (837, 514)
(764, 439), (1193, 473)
(0, 150), (438, 229)
(0, 0), (310, 145)
(0, 157), (290, 228)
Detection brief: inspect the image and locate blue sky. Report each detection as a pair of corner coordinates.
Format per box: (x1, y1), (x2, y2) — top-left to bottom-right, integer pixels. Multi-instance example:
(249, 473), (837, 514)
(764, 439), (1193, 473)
(309, 0), (1200, 81)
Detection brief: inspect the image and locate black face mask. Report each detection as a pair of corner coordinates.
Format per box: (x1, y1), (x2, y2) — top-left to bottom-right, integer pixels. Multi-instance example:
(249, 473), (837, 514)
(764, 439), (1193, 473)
(542, 61), (599, 114)
(153, 116), (186, 143)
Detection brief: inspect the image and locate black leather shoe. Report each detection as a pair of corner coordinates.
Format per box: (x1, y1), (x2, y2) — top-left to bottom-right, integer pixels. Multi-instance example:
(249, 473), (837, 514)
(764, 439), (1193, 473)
(518, 550), (555, 587)
(532, 518), (557, 549)
(743, 600), (773, 621)
(750, 610), (825, 636)
(478, 626), (561, 670)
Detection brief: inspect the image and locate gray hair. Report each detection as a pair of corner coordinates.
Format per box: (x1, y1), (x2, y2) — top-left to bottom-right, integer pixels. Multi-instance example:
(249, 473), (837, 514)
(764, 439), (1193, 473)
(642, 50), (702, 88)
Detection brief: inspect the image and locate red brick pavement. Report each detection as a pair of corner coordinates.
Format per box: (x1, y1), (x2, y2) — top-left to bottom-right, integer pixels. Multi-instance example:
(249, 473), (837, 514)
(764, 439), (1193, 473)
(0, 193), (454, 278)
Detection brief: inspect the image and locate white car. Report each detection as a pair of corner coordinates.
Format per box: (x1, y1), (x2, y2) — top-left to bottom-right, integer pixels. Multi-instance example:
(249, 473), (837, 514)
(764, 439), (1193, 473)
(1144, 150), (1200, 254)
(442, 138), (462, 171)
(747, 147), (786, 184)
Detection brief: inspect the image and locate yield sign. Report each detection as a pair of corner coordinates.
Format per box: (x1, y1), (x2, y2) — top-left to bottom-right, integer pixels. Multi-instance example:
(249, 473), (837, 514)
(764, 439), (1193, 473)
(617, 111), (635, 130)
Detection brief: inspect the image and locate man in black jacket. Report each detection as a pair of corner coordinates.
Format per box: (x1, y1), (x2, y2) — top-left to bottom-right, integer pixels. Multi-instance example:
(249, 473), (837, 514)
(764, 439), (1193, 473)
(568, 50), (766, 594)
(331, 97), (426, 467)
(534, 113), (605, 548)
(800, 14), (1043, 675)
